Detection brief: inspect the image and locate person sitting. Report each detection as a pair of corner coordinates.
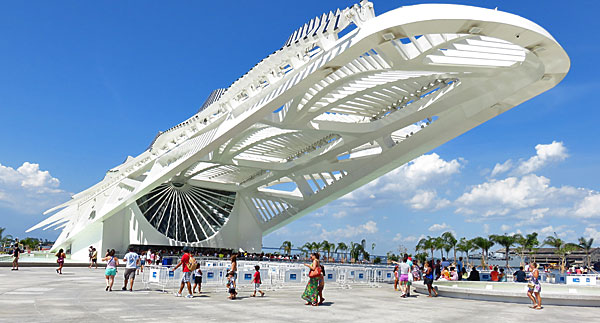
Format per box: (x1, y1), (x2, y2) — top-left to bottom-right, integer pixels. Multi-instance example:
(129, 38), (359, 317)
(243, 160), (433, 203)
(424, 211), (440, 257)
(450, 267), (458, 281)
(490, 267), (499, 281)
(440, 267), (450, 281)
(513, 266), (527, 282)
(461, 267), (468, 280)
(498, 268), (507, 282)
(468, 267), (480, 281)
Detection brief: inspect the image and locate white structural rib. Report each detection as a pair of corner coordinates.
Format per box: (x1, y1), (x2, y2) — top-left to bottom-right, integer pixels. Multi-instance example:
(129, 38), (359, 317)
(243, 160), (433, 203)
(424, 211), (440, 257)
(28, 1), (569, 256)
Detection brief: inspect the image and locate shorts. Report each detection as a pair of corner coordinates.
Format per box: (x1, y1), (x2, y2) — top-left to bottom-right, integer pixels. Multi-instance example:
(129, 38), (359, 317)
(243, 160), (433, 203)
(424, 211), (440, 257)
(181, 271), (193, 283)
(254, 283), (261, 291)
(400, 274), (409, 282)
(194, 276), (202, 284)
(105, 268), (117, 276)
(140, 259), (145, 265)
(424, 277), (433, 286)
(92, 258), (97, 263)
(124, 268), (136, 280)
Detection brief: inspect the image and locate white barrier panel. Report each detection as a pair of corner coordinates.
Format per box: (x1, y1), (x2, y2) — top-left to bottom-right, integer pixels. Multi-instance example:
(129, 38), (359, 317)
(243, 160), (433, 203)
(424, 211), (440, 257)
(324, 269), (337, 282)
(377, 269), (394, 282)
(284, 269), (303, 283)
(354, 270), (367, 282)
(567, 275), (597, 286)
(203, 267), (224, 283)
(149, 268), (160, 283)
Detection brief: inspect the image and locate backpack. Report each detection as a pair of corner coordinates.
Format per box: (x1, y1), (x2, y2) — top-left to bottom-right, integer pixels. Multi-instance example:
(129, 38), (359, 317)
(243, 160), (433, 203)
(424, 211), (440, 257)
(186, 255), (198, 271)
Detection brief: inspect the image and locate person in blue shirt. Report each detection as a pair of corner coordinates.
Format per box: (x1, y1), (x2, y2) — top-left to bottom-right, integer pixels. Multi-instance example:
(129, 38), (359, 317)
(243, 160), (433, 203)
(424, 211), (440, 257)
(456, 257), (464, 280)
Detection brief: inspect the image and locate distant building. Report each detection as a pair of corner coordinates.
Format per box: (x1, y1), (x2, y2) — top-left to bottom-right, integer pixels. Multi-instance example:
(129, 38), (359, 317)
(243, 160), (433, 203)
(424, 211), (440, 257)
(526, 248), (600, 267)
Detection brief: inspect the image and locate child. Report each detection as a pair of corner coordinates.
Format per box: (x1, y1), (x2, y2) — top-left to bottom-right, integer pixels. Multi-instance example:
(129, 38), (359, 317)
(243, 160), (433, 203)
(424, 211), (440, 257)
(317, 265), (325, 305)
(193, 267), (202, 294)
(251, 265), (265, 297)
(227, 273), (237, 300)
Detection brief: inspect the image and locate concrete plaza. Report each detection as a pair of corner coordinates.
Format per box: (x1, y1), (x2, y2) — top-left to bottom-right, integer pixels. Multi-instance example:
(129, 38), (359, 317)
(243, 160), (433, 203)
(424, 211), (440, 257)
(0, 267), (597, 322)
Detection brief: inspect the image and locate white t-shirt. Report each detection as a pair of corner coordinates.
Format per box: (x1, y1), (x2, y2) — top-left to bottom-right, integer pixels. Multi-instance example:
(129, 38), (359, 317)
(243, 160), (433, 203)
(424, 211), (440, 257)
(399, 262), (411, 275)
(124, 252), (139, 269)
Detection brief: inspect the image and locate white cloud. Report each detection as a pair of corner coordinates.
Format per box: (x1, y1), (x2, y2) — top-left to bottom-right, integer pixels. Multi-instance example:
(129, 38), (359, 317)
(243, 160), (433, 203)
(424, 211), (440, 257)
(408, 190), (450, 210)
(428, 222), (450, 232)
(515, 141), (568, 175)
(403, 235), (417, 242)
(491, 160), (513, 177)
(455, 174), (581, 218)
(0, 162), (70, 214)
(574, 193), (600, 218)
(483, 223), (490, 234)
(341, 153), (461, 212)
(500, 224), (511, 232)
(319, 220), (378, 240)
(332, 210), (348, 218)
(392, 233), (418, 243)
(584, 227), (600, 242)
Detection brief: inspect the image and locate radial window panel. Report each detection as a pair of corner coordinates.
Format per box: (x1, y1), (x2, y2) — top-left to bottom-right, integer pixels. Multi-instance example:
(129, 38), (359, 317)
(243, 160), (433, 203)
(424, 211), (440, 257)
(136, 183), (236, 243)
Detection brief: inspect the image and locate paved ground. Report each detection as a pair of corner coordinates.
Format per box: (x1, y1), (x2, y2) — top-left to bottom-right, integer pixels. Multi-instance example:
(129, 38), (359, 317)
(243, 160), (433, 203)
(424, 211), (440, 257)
(0, 267), (598, 322)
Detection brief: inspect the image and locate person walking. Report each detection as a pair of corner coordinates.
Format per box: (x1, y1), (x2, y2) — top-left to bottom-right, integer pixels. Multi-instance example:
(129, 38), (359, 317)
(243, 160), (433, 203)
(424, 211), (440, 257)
(56, 249), (66, 274)
(393, 265), (399, 291)
(229, 254), (238, 284)
(102, 249), (118, 291)
(90, 248), (98, 269)
(396, 255), (411, 298)
(317, 265), (325, 304)
(11, 242), (20, 271)
(527, 262), (542, 310)
(122, 247), (140, 291)
(192, 266), (203, 294)
(423, 261), (438, 297)
(251, 265), (264, 297)
(302, 252), (321, 306)
(172, 247), (194, 298)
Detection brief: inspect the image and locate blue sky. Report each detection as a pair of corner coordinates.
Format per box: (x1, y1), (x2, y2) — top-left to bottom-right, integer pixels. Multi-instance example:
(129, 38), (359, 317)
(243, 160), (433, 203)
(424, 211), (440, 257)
(1, 1), (599, 255)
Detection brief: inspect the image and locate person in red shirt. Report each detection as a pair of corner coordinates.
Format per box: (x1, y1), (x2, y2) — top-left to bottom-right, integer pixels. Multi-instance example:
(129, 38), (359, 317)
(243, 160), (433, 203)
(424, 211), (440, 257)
(490, 267), (499, 282)
(172, 247), (193, 298)
(251, 265), (264, 297)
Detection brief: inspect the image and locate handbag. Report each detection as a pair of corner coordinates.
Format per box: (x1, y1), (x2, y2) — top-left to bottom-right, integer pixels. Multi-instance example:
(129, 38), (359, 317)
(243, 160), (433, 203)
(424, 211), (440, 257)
(308, 265), (322, 278)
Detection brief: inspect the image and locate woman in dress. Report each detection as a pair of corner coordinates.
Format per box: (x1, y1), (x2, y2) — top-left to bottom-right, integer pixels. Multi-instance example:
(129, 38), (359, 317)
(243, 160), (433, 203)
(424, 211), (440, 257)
(102, 249), (119, 291)
(302, 252), (321, 306)
(55, 249), (65, 274)
(526, 262), (542, 309)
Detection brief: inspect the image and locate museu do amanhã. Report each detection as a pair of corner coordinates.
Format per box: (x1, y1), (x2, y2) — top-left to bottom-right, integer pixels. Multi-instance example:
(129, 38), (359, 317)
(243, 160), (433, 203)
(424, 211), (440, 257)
(28, 1), (569, 261)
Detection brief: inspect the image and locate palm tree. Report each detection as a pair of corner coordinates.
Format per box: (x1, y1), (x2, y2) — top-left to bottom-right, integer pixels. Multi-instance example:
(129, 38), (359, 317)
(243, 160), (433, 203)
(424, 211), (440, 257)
(490, 234), (518, 269)
(472, 236), (495, 269)
(434, 237), (446, 259)
(544, 234), (579, 273)
(416, 236), (436, 260)
(578, 237), (594, 268)
(456, 237), (475, 267)
(371, 242), (376, 255)
(319, 240), (331, 261)
(349, 242), (365, 262)
(442, 232), (457, 261)
(514, 232), (539, 265)
(279, 241), (293, 255)
(311, 242), (320, 254)
(336, 242), (348, 262)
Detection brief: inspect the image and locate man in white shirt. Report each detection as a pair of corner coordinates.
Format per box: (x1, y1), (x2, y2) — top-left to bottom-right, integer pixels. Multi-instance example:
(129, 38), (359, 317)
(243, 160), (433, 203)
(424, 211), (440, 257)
(122, 248), (140, 291)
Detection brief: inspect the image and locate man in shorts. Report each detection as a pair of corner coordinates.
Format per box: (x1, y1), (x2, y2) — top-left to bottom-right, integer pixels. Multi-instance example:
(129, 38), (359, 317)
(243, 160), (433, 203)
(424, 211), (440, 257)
(90, 247), (98, 269)
(172, 247), (193, 298)
(122, 247), (140, 291)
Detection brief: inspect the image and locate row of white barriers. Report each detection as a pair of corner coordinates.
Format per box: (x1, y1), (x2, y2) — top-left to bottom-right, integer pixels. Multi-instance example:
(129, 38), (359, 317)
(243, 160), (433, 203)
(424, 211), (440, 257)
(140, 261), (398, 293)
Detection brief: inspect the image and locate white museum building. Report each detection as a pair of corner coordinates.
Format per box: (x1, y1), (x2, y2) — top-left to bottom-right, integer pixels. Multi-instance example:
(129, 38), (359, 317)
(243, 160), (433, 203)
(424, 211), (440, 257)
(28, 1), (569, 261)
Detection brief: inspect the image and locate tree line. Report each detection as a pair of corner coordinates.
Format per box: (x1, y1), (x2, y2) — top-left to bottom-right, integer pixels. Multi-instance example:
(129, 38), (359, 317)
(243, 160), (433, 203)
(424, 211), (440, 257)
(279, 239), (378, 263)
(416, 231), (595, 272)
